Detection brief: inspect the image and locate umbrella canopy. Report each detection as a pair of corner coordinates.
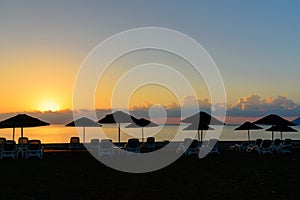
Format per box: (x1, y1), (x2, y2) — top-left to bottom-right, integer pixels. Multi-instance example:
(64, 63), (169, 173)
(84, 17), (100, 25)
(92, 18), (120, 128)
(0, 114), (50, 139)
(181, 111), (225, 125)
(183, 123), (214, 142)
(254, 114), (295, 126)
(253, 114), (296, 140)
(98, 111), (138, 146)
(292, 117), (300, 125)
(125, 118), (158, 143)
(65, 117), (101, 143)
(234, 121), (263, 141)
(266, 125), (297, 140)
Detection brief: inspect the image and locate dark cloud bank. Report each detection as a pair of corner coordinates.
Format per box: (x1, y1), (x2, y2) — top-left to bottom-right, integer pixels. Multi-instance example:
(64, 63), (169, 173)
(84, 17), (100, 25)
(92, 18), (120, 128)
(0, 95), (299, 124)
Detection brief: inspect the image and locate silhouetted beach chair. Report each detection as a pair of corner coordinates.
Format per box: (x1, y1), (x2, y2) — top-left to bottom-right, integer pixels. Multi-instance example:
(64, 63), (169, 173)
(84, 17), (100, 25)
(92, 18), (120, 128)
(257, 140), (273, 155)
(89, 139), (100, 151)
(0, 137), (6, 148)
(185, 139), (199, 156)
(18, 137), (29, 158)
(25, 140), (43, 159)
(0, 137), (6, 158)
(98, 139), (113, 156)
(125, 138), (140, 154)
(145, 137), (156, 149)
(272, 139), (282, 154)
(229, 142), (252, 152)
(199, 139), (219, 157)
(176, 138), (192, 154)
(69, 137), (80, 150)
(1, 140), (18, 159)
(208, 139), (219, 154)
(280, 138), (293, 154)
(246, 139), (263, 152)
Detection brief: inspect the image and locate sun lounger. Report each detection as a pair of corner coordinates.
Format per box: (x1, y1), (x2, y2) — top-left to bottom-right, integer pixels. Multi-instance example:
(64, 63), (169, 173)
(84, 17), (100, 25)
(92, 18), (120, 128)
(98, 139), (113, 156)
(176, 138), (193, 154)
(280, 138), (293, 154)
(246, 139), (263, 152)
(271, 139), (282, 154)
(1, 140), (18, 159)
(69, 137), (80, 150)
(185, 139), (199, 156)
(89, 139), (100, 151)
(0, 137), (6, 148)
(257, 140), (273, 155)
(124, 138), (140, 154)
(145, 137), (156, 149)
(230, 142), (252, 152)
(207, 139), (220, 154)
(18, 137), (29, 158)
(0, 137), (6, 158)
(199, 139), (220, 157)
(25, 140), (43, 159)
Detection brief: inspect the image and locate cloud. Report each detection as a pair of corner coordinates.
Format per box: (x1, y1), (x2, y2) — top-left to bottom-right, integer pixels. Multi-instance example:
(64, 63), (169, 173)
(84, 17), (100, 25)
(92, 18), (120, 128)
(0, 95), (299, 124)
(181, 96), (211, 109)
(228, 95), (300, 117)
(129, 101), (181, 118)
(130, 97), (213, 119)
(180, 96), (212, 115)
(129, 95), (300, 118)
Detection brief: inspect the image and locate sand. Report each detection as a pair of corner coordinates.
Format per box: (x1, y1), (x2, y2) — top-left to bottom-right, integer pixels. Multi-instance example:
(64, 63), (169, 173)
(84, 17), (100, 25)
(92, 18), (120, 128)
(1, 147), (300, 200)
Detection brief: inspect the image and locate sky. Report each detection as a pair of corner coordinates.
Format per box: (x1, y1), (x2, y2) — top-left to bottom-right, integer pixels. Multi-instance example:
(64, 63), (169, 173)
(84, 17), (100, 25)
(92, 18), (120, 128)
(0, 0), (300, 123)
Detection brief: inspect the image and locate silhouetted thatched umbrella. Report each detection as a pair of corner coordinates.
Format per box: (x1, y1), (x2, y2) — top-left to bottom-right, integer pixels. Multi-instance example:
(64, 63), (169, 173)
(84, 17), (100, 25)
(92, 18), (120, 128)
(125, 118), (158, 143)
(292, 117), (300, 125)
(254, 114), (295, 140)
(65, 117), (101, 143)
(181, 111), (225, 125)
(234, 121), (263, 141)
(183, 123), (214, 142)
(98, 111), (138, 146)
(0, 114), (50, 140)
(266, 125), (297, 140)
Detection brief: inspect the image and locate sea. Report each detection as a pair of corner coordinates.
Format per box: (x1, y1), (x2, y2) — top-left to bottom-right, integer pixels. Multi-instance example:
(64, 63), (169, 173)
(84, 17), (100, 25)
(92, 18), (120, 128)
(0, 124), (300, 143)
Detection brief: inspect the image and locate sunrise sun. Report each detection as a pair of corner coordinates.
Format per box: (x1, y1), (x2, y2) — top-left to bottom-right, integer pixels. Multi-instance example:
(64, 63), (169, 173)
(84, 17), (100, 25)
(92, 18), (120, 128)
(40, 102), (61, 112)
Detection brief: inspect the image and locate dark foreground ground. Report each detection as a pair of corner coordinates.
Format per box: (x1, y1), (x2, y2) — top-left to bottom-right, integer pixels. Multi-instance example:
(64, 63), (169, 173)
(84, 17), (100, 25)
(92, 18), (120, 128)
(1, 150), (300, 200)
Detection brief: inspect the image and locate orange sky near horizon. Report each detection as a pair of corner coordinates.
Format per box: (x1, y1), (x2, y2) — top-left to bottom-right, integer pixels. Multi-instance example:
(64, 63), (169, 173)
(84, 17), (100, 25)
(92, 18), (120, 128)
(0, 48), (76, 113)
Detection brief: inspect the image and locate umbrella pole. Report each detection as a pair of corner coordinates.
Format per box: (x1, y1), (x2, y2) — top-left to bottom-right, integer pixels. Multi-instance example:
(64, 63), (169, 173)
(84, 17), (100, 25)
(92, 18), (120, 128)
(197, 130), (200, 142)
(281, 131), (283, 141)
(201, 130), (203, 142)
(13, 127), (15, 141)
(21, 127), (23, 138)
(271, 125), (274, 141)
(142, 127), (144, 143)
(118, 123), (121, 147)
(83, 126), (86, 143)
(248, 130), (250, 141)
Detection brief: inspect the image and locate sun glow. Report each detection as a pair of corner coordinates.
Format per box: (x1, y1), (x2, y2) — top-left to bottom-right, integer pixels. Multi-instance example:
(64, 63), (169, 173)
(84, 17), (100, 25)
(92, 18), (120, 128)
(40, 102), (61, 112)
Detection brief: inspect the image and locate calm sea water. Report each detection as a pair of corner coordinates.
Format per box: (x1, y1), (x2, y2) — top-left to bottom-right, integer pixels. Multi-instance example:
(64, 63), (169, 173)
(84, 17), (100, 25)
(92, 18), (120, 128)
(0, 124), (300, 143)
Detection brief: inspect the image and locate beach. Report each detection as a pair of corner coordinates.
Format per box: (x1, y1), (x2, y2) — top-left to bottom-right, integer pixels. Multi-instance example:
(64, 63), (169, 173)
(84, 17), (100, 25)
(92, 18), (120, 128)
(1, 114), (300, 199)
(1, 145), (300, 200)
